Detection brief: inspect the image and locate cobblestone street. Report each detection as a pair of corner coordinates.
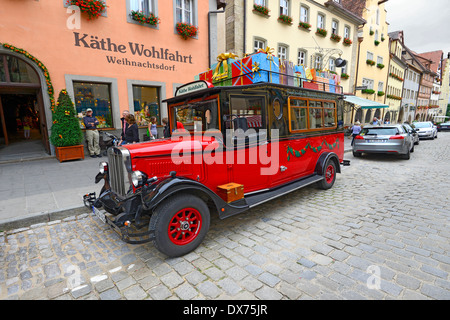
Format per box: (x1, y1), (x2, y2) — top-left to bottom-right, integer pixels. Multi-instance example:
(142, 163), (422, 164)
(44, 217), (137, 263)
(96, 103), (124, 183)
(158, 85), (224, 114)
(1, 133), (449, 300)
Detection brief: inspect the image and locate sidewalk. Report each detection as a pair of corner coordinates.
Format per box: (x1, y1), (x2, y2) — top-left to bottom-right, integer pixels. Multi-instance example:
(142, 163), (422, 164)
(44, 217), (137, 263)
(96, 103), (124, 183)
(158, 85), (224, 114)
(0, 137), (353, 231)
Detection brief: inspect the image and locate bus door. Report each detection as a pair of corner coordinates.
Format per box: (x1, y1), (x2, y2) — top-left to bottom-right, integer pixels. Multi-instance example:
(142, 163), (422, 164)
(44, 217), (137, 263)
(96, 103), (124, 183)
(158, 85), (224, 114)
(224, 94), (271, 194)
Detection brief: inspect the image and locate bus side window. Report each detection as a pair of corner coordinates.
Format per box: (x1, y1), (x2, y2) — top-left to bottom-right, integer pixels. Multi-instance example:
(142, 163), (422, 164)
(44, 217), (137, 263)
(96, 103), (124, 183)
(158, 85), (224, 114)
(309, 101), (324, 129)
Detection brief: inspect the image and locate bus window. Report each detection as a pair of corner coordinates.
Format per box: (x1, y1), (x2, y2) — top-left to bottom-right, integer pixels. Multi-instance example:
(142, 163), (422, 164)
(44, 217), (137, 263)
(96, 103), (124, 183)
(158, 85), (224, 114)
(309, 101), (324, 129)
(229, 96), (265, 131)
(289, 98), (308, 131)
(173, 98), (219, 133)
(324, 102), (336, 127)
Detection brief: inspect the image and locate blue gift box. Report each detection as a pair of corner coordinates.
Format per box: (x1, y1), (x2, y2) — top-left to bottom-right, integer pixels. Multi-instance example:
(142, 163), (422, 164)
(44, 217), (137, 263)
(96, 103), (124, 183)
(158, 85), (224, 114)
(250, 52), (280, 84)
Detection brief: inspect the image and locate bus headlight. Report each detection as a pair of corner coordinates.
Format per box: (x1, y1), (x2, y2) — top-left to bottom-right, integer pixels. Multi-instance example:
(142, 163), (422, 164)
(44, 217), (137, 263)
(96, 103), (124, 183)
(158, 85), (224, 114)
(131, 171), (148, 187)
(99, 162), (108, 174)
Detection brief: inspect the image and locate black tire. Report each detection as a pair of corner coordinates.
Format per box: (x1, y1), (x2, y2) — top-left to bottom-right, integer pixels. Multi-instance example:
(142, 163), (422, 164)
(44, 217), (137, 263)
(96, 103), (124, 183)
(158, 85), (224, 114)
(411, 144), (415, 153)
(401, 148), (410, 160)
(353, 151), (362, 157)
(149, 194), (210, 257)
(317, 161), (337, 190)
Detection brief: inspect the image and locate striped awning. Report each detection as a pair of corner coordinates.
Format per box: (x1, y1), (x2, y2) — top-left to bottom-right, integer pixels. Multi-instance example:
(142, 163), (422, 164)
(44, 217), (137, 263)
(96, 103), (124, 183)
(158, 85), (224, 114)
(344, 95), (389, 109)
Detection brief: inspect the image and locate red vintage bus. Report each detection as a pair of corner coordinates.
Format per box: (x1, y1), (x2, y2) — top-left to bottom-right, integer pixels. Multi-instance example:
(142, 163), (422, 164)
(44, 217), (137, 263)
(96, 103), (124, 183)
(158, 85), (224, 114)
(88, 77), (349, 257)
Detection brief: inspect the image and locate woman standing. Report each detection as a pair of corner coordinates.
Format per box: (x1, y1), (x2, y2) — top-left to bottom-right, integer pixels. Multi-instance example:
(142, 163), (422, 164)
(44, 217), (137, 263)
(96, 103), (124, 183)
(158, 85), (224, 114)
(148, 116), (158, 139)
(119, 114), (139, 145)
(350, 121), (362, 146)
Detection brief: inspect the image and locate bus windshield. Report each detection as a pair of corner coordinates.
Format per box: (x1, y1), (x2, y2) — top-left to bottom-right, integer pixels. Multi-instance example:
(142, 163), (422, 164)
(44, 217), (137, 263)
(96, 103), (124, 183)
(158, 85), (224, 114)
(172, 98), (219, 133)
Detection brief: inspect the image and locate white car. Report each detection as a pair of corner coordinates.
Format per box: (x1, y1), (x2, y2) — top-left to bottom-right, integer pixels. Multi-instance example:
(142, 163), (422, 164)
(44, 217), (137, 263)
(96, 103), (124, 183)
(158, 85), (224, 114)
(413, 121), (438, 139)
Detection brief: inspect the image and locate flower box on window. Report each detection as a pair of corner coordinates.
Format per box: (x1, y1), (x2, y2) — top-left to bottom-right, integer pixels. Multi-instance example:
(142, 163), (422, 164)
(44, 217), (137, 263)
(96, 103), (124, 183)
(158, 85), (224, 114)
(377, 63), (385, 69)
(377, 91), (385, 97)
(341, 73), (349, 80)
(366, 59), (375, 66)
(252, 4), (270, 16)
(343, 38), (352, 46)
(176, 22), (198, 40)
(277, 14), (293, 25)
(362, 89), (375, 94)
(298, 21), (311, 31)
(374, 40), (380, 46)
(330, 33), (341, 43)
(316, 28), (327, 37)
(131, 10), (160, 26)
(69, 0), (107, 20)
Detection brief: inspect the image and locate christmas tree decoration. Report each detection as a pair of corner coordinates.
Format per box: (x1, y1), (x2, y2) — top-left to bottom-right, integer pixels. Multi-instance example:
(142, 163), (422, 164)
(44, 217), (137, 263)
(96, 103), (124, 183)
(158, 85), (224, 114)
(50, 89), (83, 148)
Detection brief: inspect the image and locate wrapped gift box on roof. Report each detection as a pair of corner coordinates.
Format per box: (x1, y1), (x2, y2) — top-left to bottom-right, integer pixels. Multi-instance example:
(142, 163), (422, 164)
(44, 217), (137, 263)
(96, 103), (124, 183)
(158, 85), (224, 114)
(211, 53), (237, 86)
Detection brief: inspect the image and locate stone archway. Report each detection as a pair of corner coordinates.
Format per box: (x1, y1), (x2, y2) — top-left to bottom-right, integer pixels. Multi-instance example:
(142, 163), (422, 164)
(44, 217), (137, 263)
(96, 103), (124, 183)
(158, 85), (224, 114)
(0, 44), (54, 154)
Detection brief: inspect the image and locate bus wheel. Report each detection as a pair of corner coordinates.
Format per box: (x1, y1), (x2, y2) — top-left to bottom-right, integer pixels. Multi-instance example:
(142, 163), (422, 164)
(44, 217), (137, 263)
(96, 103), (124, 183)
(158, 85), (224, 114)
(149, 194), (210, 257)
(317, 161), (336, 190)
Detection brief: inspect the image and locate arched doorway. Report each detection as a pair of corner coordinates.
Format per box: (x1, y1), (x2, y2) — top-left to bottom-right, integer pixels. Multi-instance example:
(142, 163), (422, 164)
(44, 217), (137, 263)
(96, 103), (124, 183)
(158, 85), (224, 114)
(364, 109), (372, 124)
(0, 53), (50, 159)
(354, 108), (363, 123)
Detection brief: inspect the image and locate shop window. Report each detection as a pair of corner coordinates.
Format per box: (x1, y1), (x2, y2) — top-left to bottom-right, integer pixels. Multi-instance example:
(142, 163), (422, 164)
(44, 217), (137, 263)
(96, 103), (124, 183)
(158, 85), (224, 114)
(73, 82), (113, 129)
(3, 55), (39, 84)
(132, 85), (161, 126)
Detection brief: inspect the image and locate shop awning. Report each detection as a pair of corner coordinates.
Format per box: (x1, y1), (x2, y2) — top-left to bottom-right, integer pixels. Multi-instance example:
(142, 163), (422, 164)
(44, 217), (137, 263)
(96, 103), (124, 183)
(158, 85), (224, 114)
(344, 95), (389, 109)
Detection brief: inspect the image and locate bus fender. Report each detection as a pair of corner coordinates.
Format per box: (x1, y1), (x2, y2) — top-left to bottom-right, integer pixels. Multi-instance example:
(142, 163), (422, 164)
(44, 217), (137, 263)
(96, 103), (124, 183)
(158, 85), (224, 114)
(315, 152), (341, 176)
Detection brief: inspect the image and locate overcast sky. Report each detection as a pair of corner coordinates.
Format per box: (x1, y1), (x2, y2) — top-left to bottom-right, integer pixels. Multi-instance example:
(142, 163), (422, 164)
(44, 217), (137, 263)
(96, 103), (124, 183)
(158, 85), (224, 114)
(384, 0), (450, 56)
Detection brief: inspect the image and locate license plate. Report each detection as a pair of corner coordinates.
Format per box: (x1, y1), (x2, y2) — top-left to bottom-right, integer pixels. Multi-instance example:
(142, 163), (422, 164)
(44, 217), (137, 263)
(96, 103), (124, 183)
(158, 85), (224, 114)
(93, 207), (106, 224)
(368, 140), (387, 143)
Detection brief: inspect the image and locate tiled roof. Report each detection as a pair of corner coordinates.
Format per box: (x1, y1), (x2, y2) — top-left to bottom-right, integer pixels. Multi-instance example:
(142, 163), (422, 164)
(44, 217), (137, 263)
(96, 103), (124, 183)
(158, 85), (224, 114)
(417, 51), (443, 73)
(340, 0), (366, 18)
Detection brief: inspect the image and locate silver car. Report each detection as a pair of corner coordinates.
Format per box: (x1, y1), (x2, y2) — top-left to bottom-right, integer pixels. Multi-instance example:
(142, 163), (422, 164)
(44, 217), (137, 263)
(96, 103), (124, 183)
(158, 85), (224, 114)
(413, 121), (438, 139)
(352, 124), (415, 160)
(403, 123), (420, 145)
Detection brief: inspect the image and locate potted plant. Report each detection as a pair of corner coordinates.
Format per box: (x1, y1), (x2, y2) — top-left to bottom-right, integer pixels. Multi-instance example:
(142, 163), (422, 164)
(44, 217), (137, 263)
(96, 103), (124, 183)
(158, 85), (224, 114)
(377, 91), (385, 97)
(298, 21), (311, 31)
(253, 4), (270, 16)
(316, 28), (327, 37)
(377, 63), (385, 69)
(362, 89), (375, 94)
(68, 0), (107, 20)
(176, 22), (198, 40)
(366, 59), (376, 66)
(330, 33), (342, 43)
(50, 89), (84, 162)
(343, 38), (352, 46)
(341, 73), (349, 80)
(277, 14), (293, 25)
(374, 40), (380, 46)
(131, 10), (160, 26)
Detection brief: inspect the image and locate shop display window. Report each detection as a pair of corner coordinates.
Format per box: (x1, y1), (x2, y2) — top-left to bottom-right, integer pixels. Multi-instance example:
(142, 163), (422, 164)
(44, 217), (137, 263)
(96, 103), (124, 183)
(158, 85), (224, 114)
(73, 82), (113, 129)
(132, 85), (160, 126)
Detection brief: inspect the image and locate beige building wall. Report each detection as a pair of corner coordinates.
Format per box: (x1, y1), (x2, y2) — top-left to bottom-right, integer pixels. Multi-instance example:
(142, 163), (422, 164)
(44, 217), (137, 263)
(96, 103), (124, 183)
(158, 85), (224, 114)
(439, 58), (450, 117)
(353, 0), (390, 123)
(223, 0), (364, 94)
(385, 38), (406, 123)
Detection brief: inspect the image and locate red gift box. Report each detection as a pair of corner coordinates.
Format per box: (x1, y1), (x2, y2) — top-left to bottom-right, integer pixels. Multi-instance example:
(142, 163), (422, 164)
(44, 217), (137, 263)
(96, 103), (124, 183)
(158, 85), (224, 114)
(198, 69), (213, 83)
(231, 56), (254, 86)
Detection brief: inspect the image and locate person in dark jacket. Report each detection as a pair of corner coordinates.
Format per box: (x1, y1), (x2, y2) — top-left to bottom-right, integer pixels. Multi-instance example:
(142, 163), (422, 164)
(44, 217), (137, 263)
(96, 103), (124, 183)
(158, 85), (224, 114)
(162, 117), (171, 138)
(120, 109), (130, 141)
(119, 114), (139, 145)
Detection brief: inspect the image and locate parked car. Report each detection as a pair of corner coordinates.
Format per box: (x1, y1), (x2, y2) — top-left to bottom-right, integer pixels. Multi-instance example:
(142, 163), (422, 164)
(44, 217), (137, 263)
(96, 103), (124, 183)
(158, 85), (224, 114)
(352, 124), (415, 160)
(413, 121), (438, 139)
(403, 123), (419, 145)
(439, 122), (450, 131)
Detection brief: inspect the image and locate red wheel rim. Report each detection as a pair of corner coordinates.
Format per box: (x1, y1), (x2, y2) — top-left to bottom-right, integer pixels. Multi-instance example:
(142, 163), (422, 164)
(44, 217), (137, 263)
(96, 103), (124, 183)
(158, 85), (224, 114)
(168, 208), (202, 245)
(325, 164), (335, 184)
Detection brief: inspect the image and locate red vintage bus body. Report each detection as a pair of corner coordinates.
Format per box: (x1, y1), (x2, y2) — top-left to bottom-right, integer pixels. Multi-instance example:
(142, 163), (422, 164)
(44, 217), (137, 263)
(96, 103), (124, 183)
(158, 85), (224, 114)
(91, 81), (347, 256)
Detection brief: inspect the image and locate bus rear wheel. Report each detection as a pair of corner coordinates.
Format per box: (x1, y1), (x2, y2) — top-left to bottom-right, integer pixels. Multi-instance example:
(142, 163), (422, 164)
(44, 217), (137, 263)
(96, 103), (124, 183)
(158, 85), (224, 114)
(317, 161), (337, 190)
(149, 194), (210, 257)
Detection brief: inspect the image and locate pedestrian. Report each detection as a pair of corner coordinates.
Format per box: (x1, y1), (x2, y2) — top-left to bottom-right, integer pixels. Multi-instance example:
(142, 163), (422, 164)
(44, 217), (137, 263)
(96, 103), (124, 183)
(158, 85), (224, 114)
(148, 116), (158, 139)
(119, 114), (139, 145)
(23, 113), (32, 140)
(372, 117), (379, 125)
(384, 118), (390, 124)
(351, 120), (362, 146)
(162, 117), (171, 138)
(83, 108), (101, 158)
(120, 109), (130, 142)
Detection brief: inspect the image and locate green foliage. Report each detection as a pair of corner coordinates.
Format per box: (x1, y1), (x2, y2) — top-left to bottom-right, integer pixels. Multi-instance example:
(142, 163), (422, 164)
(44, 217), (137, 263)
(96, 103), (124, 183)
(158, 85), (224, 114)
(50, 89), (83, 147)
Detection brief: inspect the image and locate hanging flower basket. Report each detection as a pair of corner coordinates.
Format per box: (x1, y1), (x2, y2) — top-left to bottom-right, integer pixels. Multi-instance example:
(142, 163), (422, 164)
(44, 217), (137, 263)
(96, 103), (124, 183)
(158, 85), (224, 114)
(316, 28), (327, 37)
(330, 33), (342, 43)
(277, 14), (293, 25)
(176, 22), (198, 40)
(298, 21), (311, 31)
(131, 10), (160, 26)
(69, 0), (107, 20)
(343, 38), (352, 46)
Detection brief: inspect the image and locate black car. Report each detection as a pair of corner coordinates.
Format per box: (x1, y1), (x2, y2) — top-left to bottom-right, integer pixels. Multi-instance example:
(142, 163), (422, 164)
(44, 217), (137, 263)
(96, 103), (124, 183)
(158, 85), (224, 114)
(439, 122), (450, 131)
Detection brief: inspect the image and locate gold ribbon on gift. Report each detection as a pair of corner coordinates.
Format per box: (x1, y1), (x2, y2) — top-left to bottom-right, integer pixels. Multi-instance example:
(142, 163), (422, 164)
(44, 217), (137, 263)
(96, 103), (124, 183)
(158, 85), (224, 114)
(252, 62), (261, 79)
(213, 52), (238, 81)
